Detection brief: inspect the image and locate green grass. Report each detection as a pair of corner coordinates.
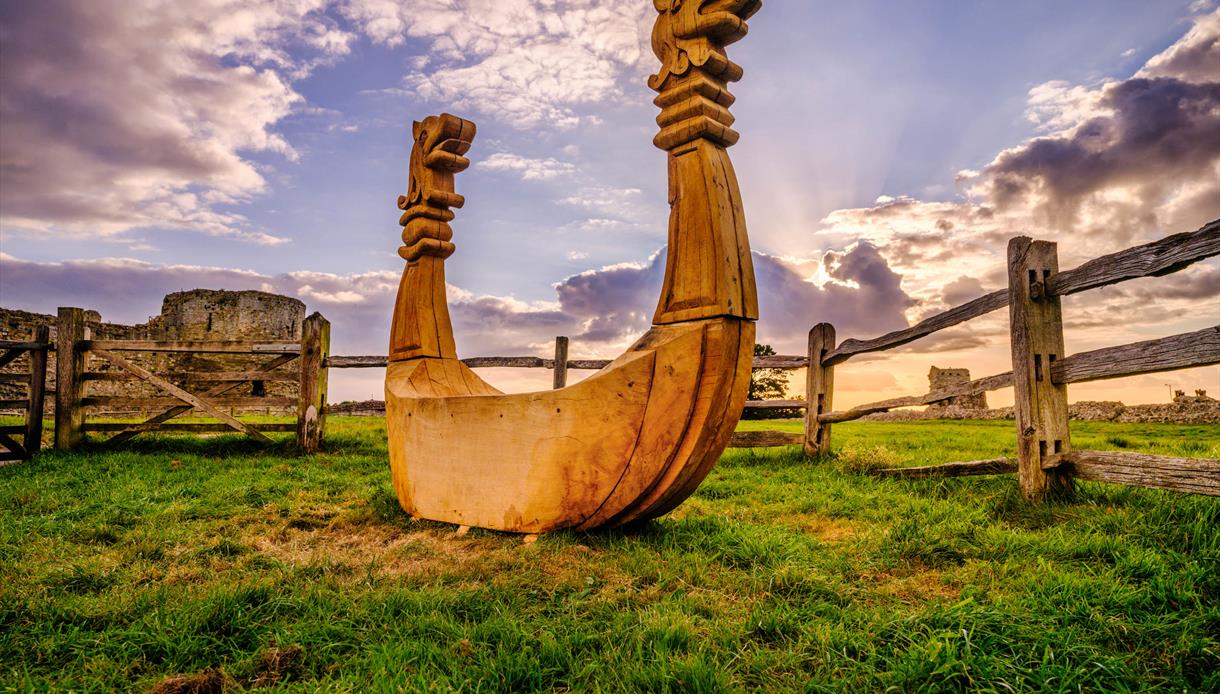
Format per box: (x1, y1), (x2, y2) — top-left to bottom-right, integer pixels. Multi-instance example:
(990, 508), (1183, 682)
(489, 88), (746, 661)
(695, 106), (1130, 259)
(1, 417), (1217, 692)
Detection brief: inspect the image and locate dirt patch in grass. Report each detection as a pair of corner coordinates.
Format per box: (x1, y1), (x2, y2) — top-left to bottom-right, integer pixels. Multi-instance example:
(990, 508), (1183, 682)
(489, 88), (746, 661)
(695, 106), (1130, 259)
(802, 516), (858, 542)
(865, 566), (962, 603)
(772, 513), (859, 542)
(251, 644), (305, 687)
(248, 514), (492, 579)
(145, 667), (232, 694)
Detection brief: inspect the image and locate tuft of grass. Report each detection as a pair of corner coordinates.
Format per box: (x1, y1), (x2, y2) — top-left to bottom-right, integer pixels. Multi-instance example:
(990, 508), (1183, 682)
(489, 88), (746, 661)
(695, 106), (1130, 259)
(0, 416), (1216, 691)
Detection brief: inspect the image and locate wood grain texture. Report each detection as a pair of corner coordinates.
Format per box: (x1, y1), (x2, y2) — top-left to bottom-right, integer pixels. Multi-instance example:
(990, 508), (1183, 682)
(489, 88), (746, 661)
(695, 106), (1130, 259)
(384, 1), (764, 533)
(298, 313), (330, 452)
(728, 430), (802, 448)
(333, 354), (799, 370)
(54, 308), (86, 450)
(83, 396), (296, 409)
(91, 349), (271, 443)
(744, 399), (806, 409)
(103, 353), (297, 446)
(1050, 218), (1219, 297)
(24, 325), (49, 458)
(821, 218), (1217, 366)
(552, 336), (569, 389)
(1008, 237), (1072, 500)
(823, 290), (1008, 366)
(804, 323), (835, 456)
(84, 422), (296, 433)
(871, 458), (1017, 479)
(1045, 450), (1219, 496)
(650, 0), (759, 324)
(819, 371), (1014, 424)
(1052, 326), (1220, 385)
(81, 340), (299, 354)
(83, 370), (297, 382)
(389, 114), (475, 361)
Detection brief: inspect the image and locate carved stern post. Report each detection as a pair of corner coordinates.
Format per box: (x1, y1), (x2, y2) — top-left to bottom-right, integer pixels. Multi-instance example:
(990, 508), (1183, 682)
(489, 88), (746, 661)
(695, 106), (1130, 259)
(389, 114), (476, 362)
(650, 0), (760, 324)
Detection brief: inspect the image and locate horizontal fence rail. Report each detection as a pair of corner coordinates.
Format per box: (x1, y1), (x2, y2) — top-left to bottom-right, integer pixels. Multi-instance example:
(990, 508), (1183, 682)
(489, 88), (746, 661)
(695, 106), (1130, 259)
(327, 354), (809, 371)
(819, 371), (1015, 424)
(81, 340), (300, 354)
(1050, 326), (1220, 385)
(1044, 451), (1219, 496)
(823, 219), (1219, 367)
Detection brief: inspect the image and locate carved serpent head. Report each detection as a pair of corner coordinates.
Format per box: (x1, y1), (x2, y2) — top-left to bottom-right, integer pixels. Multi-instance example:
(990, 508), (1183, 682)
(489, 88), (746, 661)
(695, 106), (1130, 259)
(648, 0), (762, 90)
(402, 113), (476, 212)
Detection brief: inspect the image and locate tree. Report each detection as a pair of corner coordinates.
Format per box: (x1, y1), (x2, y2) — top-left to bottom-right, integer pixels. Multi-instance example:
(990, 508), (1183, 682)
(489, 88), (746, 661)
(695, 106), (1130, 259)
(744, 344), (801, 419)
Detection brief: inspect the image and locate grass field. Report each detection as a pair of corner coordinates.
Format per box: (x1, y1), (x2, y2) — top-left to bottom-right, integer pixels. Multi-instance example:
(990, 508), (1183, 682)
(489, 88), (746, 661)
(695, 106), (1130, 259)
(1, 417), (1217, 692)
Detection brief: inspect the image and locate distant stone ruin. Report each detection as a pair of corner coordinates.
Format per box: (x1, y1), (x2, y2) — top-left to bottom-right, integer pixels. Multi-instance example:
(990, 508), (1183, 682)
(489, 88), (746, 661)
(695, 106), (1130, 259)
(927, 366), (987, 410)
(0, 289), (305, 413)
(1173, 389), (1215, 404)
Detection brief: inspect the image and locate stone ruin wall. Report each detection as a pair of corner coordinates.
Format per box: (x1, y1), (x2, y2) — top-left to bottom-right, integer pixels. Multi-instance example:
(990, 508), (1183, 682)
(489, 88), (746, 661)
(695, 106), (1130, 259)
(927, 366), (988, 410)
(0, 290), (305, 416)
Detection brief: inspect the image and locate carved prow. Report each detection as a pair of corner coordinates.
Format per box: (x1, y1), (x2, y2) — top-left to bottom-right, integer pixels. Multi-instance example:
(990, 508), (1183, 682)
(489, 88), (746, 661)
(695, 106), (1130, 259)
(389, 114), (476, 361)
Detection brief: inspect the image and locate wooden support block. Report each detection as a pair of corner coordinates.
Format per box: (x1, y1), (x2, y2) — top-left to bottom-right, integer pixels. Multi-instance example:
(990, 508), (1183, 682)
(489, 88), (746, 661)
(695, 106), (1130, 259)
(25, 325), (49, 458)
(298, 312), (330, 453)
(553, 336), (569, 389)
(728, 430), (802, 448)
(1008, 238), (1072, 500)
(871, 458), (1017, 479)
(803, 323), (836, 457)
(55, 307), (86, 450)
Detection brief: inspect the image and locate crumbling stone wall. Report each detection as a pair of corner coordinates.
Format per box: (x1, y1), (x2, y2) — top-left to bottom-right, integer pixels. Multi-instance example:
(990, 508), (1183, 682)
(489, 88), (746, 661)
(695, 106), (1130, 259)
(927, 366), (987, 410)
(1173, 389), (1215, 404)
(0, 290), (304, 415)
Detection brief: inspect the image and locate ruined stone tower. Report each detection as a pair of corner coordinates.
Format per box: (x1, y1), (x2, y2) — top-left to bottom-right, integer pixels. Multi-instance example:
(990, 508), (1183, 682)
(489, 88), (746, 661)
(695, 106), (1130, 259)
(928, 366), (988, 410)
(0, 289), (305, 413)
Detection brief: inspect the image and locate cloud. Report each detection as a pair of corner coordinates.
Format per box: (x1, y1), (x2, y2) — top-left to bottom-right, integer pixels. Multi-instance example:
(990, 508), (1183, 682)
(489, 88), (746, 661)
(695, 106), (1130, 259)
(941, 276), (988, 306)
(0, 240), (915, 359)
(343, 0), (653, 128)
(476, 152), (577, 181)
(818, 9), (1220, 300)
(0, 0), (355, 243)
(1140, 8), (1219, 83)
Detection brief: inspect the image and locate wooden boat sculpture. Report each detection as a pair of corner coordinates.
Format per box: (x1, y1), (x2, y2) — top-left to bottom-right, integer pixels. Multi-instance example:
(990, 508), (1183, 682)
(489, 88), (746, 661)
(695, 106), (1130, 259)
(385, 0), (763, 532)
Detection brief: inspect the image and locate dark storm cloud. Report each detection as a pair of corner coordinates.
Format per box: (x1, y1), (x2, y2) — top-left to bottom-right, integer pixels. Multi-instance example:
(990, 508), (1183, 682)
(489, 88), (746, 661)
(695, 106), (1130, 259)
(1, 242), (917, 358)
(983, 76), (1220, 232)
(545, 244), (916, 353)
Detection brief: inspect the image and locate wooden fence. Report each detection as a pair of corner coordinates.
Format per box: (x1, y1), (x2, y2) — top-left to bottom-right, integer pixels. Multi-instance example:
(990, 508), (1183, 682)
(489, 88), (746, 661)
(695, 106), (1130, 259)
(326, 337), (806, 450)
(30, 220), (1220, 499)
(0, 326), (51, 463)
(55, 309), (330, 453)
(737, 221), (1219, 499)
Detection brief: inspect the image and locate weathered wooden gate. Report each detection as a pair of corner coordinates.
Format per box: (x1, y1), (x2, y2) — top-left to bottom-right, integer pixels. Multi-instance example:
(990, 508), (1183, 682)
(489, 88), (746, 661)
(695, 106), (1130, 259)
(0, 326), (51, 463)
(54, 309), (329, 452)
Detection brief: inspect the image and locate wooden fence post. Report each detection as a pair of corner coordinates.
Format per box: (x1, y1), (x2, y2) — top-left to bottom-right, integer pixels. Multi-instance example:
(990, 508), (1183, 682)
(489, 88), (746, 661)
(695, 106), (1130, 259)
(1008, 237), (1072, 500)
(55, 308), (86, 450)
(297, 312), (330, 453)
(25, 325), (49, 457)
(553, 336), (569, 389)
(804, 323), (836, 457)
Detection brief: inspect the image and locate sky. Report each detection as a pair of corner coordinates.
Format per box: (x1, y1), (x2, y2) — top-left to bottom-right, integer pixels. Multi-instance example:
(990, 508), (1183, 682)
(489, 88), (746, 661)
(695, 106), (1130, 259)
(1, 0), (1218, 406)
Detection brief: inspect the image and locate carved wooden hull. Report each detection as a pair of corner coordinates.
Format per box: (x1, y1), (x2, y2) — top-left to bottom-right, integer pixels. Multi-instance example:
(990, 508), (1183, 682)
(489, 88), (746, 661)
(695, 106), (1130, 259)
(385, 1), (765, 533)
(386, 317), (753, 532)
